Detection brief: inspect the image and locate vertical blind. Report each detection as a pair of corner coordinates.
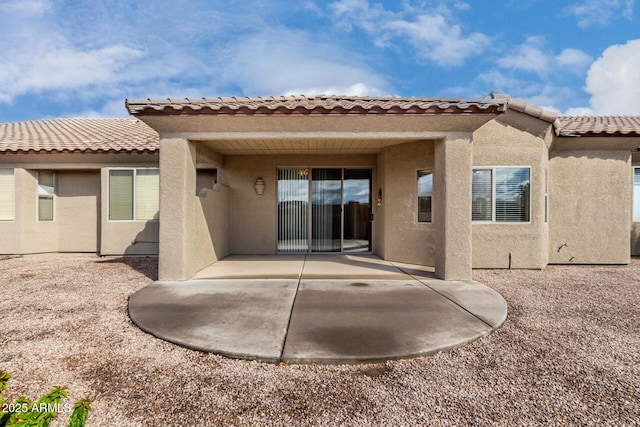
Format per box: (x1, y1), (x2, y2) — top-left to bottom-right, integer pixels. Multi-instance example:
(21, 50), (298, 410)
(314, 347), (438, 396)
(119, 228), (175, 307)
(277, 168), (309, 252)
(109, 170), (134, 220)
(135, 169), (160, 220)
(496, 168), (530, 222)
(311, 168), (342, 252)
(0, 169), (15, 221)
(472, 169), (492, 221)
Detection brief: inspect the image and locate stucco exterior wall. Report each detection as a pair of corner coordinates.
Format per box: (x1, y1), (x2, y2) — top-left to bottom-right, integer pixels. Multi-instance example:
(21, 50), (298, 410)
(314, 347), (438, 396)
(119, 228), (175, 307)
(549, 150), (631, 264)
(57, 171), (100, 252)
(218, 154), (376, 254)
(192, 184), (230, 274)
(377, 140), (435, 266)
(373, 151), (386, 259)
(471, 112), (552, 269)
(99, 167), (159, 256)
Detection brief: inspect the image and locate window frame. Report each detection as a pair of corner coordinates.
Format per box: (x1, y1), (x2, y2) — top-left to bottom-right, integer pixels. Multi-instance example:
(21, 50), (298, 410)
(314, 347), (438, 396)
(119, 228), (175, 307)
(472, 166), (532, 224)
(417, 169), (433, 223)
(37, 170), (56, 222)
(108, 167), (160, 222)
(0, 168), (16, 222)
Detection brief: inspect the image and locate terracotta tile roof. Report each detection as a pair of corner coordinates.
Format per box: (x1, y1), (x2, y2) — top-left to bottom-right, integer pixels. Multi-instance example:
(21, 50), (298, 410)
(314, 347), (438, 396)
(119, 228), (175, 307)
(125, 95), (508, 116)
(0, 118), (159, 154)
(557, 116), (640, 136)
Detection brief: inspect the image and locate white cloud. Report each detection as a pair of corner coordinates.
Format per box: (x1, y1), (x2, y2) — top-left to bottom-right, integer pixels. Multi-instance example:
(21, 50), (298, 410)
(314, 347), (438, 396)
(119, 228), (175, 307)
(556, 48), (593, 74)
(284, 83), (388, 97)
(329, 0), (490, 67)
(566, 0), (634, 27)
(497, 37), (592, 77)
(215, 29), (390, 97)
(385, 15), (490, 67)
(0, 0), (51, 17)
(563, 107), (595, 116)
(584, 39), (640, 115)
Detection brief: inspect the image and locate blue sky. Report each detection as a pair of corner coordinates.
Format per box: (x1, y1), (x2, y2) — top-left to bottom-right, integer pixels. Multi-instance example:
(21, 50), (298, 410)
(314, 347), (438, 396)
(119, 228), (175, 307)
(1, 0), (639, 122)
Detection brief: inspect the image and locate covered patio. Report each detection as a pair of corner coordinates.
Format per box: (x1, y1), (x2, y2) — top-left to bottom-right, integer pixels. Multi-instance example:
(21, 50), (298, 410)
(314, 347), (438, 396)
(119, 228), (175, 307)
(128, 255), (507, 364)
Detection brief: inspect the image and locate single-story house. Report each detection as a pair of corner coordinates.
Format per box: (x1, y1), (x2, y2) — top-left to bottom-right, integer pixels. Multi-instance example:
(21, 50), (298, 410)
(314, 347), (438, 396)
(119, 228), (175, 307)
(1, 95), (640, 281)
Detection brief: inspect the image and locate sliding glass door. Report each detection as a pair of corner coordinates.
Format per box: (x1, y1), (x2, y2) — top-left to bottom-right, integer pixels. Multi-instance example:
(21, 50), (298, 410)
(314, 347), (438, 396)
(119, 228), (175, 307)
(277, 169), (309, 252)
(278, 168), (372, 253)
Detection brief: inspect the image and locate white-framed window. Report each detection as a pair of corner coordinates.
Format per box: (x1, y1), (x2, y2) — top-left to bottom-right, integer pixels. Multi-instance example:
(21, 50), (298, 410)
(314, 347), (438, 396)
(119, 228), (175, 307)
(472, 167), (531, 223)
(0, 168), (15, 221)
(109, 168), (159, 221)
(633, 167), (640, 222)
(417, 169), (433, 223)
(37, 171), (55, 221)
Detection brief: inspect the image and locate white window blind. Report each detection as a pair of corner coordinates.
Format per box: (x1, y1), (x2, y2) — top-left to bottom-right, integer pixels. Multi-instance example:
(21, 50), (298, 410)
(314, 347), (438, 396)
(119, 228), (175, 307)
(38, 171), (55, 221)
(634, 168), (640, 222)
(135, 169), (159, 220)
(0, 169), (15, 221)
(496, 168), (530, 222)
(109, 170), (134, 220)
(472, 169), (492, 221)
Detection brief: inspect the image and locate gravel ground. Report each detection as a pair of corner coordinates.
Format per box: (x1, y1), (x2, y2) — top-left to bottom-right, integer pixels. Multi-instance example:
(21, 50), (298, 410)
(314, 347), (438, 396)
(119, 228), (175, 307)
(1, 254), (639, 426)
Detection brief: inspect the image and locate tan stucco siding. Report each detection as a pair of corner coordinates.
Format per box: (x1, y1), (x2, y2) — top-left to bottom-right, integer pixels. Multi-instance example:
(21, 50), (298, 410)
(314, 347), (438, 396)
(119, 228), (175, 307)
(378, 140), (435, 266)
(218, 154), (376, 255)
(57, 171), (100, 252)
(549, 151), (631, 264)
(192, 184), (230, 273)
(471, 114), (552, 269)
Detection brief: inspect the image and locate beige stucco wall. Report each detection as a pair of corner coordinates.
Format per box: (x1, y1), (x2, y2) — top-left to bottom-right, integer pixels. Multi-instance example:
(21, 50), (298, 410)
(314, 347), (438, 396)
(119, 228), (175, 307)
(549, 150), (631, 264)
(376, 140), (435, 266)
(57, 171), (100, 252)
(192, 184), (230, 274)
(218, 154), (376, 254)
(471, 112), (552, 269)
(0, 169), (102, 254)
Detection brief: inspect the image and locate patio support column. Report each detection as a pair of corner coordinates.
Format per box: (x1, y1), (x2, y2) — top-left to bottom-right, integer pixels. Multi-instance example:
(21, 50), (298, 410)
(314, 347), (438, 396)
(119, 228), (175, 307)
(434, 135), (473, 281)
(159, 137), (197, 281)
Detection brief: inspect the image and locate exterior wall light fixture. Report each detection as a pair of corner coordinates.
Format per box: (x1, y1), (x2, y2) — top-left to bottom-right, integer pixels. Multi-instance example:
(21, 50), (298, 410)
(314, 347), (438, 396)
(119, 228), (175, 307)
(254, 177), (265, 195)
(377, 188), (383, 206)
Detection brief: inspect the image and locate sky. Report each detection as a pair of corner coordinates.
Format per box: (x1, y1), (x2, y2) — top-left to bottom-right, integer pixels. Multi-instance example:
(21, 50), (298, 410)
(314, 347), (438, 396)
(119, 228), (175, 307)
(0, 0), (639, 122)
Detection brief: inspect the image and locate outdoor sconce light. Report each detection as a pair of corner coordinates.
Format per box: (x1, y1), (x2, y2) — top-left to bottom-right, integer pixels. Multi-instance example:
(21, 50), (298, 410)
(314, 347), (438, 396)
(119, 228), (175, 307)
(254, 177), (265, 195)
(377, 188), (383, 206)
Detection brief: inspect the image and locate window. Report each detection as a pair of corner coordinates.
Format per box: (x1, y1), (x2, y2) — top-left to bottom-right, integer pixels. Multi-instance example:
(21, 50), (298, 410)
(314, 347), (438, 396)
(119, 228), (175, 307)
(0, 169), (15, 221)
(38, 171), (55, 221)
(109, 169), (159, 221)
(417, 170), (433, 222)
(472, 167), (531, 223)
(634, 167), (640, 222)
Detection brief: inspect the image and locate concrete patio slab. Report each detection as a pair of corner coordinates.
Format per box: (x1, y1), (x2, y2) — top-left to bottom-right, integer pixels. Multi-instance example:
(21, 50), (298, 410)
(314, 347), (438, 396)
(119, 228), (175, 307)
(281, 280), (493, 364)
(301, 254), (408, 279)
(191, 255), (305, 279)
(128, 279), (299, 362)
(128, 255), (508, 364)
(420, 279), (508, 328)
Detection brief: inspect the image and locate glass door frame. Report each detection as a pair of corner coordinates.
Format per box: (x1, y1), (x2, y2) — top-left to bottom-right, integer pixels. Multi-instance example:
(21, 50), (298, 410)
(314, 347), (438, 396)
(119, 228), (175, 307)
(276, 167), (373, 254)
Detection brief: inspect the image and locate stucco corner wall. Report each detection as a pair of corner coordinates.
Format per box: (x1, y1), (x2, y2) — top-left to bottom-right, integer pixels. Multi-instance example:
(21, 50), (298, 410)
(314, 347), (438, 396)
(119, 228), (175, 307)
(379, 140), (435, 266)
(549, 150), (631, 264)
(471, 115), (550, 269)
(192, 183), (230, 273)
